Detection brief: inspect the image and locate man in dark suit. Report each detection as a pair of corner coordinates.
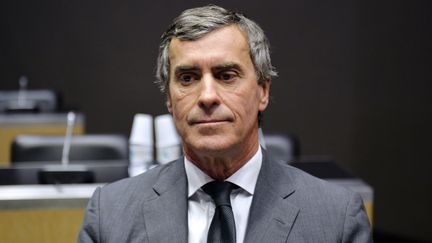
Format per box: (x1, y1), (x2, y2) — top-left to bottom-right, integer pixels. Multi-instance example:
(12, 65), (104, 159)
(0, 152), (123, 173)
(79, 5), (372, 243)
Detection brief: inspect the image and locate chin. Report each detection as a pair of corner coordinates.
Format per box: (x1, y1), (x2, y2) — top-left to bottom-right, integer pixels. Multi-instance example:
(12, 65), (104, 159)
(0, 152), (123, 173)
(186, 136), (237, 155)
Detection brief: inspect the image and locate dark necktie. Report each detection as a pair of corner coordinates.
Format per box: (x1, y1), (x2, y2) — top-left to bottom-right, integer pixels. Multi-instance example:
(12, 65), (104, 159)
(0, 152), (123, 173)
(202, 181), (237, 243)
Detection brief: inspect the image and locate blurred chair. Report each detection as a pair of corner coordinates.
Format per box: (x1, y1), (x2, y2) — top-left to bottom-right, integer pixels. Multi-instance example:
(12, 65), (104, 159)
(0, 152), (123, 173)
(262, 133), (300, 164)
(11, 134), (128, 163)
(0, 90), (59, 113)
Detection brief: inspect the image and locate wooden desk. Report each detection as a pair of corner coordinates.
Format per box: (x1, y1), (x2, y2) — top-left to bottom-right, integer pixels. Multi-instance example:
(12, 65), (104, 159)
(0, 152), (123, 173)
(0, 184), (100, 243)
(0, 161), (128, 243)
(0, 113), (85, 165)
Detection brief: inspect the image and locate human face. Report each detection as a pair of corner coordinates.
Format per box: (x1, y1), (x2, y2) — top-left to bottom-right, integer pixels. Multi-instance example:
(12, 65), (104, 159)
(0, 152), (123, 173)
(166, 25), (270, 160)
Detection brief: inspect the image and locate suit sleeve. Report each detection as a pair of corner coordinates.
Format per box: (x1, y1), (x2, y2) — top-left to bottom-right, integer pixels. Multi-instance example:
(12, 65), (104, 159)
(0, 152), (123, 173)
(78, 187), (102, 243)
(342, 193), (373, 243)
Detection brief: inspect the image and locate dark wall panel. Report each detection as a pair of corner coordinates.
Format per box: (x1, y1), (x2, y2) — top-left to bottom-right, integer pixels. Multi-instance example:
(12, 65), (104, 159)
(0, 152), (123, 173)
(1, 0), (431, 241)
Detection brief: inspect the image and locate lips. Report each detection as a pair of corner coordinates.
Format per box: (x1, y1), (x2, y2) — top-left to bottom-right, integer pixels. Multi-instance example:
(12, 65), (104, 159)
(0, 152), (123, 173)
(194, 120), (226, 125)
(189, 118), (233, 125)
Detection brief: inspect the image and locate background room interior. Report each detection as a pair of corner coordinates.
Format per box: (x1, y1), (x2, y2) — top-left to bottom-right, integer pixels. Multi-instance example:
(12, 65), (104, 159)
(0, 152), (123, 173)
(1, 0), (431, 242)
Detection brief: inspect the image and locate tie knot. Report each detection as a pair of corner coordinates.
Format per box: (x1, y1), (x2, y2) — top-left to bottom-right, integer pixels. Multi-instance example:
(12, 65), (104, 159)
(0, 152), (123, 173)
(202, 181), (236, 206)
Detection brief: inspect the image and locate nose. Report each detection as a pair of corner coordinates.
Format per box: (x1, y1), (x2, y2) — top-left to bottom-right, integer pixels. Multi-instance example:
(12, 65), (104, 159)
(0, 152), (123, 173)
(198, 74), (220, 112)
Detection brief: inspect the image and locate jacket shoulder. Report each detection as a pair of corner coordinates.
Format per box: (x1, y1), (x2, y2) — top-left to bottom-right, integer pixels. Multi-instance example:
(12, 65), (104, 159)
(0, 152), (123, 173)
(276, 162), (371, 241)
(99, 160), (180, 202)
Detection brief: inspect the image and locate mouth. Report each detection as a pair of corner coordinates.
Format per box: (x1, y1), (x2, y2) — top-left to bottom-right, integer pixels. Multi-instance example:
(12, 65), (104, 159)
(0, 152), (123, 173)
(190, 119), (232, 126)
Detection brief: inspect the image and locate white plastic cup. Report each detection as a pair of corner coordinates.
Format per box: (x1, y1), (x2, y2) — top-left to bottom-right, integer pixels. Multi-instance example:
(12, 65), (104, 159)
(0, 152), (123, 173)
(155, 114), (182, 164)
(129, 114), (154, 176)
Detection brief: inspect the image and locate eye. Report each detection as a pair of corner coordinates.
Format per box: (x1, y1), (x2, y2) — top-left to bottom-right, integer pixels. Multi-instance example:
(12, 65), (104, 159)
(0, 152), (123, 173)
(217, 71), (238, 82)
(178, 73), (197, 85)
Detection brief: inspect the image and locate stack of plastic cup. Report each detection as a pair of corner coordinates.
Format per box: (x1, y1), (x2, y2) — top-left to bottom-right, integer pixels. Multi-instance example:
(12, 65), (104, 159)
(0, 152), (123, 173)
(129, 114), (153, 176)
(155, 114), (182, 164)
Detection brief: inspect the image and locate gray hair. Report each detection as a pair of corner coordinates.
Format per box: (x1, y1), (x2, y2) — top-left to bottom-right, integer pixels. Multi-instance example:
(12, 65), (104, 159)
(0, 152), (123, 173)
(155, 4), (277, 93)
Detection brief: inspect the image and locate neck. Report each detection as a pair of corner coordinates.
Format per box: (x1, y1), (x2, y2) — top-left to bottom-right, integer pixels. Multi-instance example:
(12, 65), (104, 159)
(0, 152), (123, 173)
(184, 142), (259, 181)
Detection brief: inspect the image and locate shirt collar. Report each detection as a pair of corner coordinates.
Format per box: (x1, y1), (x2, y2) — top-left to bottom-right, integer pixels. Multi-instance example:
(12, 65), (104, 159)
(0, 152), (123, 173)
(185, 146), (263, 198)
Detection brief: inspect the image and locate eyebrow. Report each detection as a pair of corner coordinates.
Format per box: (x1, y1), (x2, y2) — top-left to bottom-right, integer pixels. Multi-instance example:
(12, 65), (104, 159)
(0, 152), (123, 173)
(211, 63), (242, 72)
(173, 62), (243, 75)
(174, 65), (200, 75)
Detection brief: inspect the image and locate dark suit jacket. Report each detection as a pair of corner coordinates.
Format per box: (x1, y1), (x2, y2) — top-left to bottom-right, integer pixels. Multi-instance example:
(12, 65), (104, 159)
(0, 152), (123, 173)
(78, 152), (372, 242)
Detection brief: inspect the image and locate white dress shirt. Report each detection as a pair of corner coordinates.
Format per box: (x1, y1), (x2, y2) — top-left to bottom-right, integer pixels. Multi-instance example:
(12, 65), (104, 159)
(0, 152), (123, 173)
(184, 147), (263, 243)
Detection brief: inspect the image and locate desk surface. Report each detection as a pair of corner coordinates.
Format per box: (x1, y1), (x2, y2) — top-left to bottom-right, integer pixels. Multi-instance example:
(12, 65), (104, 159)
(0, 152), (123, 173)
(0, 113), (85, 125)
(0, 184), (102, 209)
(0, 160), (129, 185)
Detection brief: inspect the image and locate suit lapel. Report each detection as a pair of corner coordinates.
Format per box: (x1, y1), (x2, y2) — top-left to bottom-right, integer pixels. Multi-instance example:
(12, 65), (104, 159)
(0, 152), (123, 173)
(244, 151), (299, 243)
(142, 158), (188, 243)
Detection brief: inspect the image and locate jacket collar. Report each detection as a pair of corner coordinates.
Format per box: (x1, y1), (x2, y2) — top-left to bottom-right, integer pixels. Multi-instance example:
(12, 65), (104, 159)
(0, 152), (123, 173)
(244, 149), (299, 243)
(141, 158), (188, 243)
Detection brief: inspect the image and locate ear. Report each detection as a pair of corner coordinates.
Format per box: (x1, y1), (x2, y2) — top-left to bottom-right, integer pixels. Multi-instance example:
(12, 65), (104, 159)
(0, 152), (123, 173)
(166, 91), (173, 114)
(258, 79), (271, 112)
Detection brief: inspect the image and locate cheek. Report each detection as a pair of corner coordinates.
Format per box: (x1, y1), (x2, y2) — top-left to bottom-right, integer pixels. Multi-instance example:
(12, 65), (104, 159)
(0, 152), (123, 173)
(170, 92), (194, 120)
(231, 88), (261, 113)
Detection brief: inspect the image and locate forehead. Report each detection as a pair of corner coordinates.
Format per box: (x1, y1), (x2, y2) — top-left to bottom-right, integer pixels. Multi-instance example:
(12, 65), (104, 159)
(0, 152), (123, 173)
(168, 25), (252, 69)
